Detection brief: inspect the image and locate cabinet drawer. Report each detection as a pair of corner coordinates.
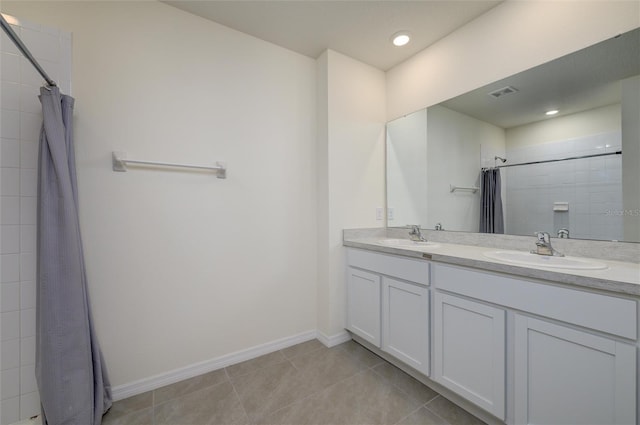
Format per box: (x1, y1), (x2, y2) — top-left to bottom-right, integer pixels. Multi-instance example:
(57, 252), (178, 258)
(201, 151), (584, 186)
(347, 248), (429, 285)
(433, 263), (637, 339)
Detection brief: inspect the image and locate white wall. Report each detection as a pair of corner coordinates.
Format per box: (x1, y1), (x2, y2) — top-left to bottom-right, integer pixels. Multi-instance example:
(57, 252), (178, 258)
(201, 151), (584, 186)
(315, 52), (330, 340)
(0, 15), (72, 423)
(506, 104), (621, 149)
(386, 1), (640, 120)
(426, 105), (504, 232)
(386, 109), (428, 227)
(1, 1), (318, 391)
(316, 50), (385, 339)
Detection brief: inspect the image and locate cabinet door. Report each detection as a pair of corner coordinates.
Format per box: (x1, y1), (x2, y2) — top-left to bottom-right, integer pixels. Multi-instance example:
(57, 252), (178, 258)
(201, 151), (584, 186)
(433, 292), (506, 420)
(382, 277), (429, 375)
(346, 267), (381, 347)
(514, 315), (636, 425)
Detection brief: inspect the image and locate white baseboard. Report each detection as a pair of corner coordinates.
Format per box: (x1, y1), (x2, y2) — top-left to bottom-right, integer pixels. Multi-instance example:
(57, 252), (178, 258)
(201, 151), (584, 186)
(111, 330), (317, 401)
(316, 329), (351, 347)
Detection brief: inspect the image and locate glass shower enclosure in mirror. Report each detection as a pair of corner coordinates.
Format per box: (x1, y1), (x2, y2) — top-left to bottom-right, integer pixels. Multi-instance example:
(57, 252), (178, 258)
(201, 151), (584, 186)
(386, 27), (640, 243)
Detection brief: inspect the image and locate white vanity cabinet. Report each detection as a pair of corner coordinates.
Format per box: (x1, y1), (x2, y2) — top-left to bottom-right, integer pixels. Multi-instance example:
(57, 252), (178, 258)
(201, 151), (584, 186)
(433, 292), (506, 419)
(346, 248), (430, 374)
(344, 240), (639, 424)
(432, 262), (637, 425)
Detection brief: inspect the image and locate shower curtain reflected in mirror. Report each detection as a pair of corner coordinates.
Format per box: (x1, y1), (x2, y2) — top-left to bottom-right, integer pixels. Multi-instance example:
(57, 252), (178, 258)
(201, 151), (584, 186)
(37, 86), (112, 424)
(480, 168), (504, 234)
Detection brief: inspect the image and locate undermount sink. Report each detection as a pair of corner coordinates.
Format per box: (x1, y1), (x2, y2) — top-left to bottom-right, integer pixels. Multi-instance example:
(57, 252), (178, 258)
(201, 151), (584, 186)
(483, 250), (608, 270)
(377, 238), (440, 249)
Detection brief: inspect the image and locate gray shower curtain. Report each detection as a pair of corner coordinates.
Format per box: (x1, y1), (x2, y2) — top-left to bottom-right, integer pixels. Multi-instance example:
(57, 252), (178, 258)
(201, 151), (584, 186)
(36, 86), (112, 425)
(479, 168), (504, 234)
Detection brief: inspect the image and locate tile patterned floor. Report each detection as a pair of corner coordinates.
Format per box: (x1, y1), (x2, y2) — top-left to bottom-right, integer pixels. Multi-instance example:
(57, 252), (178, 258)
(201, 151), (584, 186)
(103, 340), (486, 425)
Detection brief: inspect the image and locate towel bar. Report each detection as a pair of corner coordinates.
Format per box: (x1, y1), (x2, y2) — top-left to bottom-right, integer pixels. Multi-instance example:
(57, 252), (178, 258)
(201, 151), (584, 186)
(112, 151), (226, 179)
(450, 184), (479, 193)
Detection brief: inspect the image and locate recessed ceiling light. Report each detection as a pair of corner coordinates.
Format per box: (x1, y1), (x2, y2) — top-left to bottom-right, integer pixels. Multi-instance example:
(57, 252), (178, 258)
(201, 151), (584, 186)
(545, 110), (559, 116)
(391, 31), (411, 47)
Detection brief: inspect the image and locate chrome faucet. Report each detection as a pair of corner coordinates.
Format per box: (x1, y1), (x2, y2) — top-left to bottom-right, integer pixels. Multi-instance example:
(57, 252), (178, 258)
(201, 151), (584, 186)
(408, 225), (427, 242)
(557, 228), (569, 239)
(435, 223), (443, 231)
(531, 231), (564, 257)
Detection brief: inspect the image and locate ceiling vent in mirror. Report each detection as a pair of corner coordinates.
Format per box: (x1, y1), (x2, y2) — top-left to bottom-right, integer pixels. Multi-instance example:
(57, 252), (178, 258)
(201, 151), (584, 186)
(488, 86), (519, 99)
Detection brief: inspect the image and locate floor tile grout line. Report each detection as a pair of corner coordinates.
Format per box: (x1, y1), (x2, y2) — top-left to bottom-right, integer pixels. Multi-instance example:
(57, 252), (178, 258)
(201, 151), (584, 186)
(426, 408), (453, 425)
(289, 360), (300, 372)
(367, 359), (386, 370)
(150, 369), (229, 408)
(335, 341), (387, 371)
(153, 377), (252, 425)
(365, 356), (482, 423)
(423, 393), (457, 423)
(151, 375), (233, 413)
(102, 392), (155, 424)
(422, 397), (455, 425)
(238, 345), (371, 421)
(225, 367), (251, 423)
(111, 339), (485, 425)
(226, 364), (279, 380)
(424, 394), (441, 407)
(369, 362), (439, 407)
(280, 340), (326, 362)
(391, 404), (425, 425)
(225, 351), (289, 380)
(151, 390), (156, 425)
(266, 368), (373, 422)
(231, 359), (303, 421)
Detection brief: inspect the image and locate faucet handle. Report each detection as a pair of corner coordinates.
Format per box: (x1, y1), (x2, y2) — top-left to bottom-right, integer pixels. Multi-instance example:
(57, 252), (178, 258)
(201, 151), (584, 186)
(532, 231), (564, 257)
(534, 231), (550, 243)
(407, 225), (426, 242)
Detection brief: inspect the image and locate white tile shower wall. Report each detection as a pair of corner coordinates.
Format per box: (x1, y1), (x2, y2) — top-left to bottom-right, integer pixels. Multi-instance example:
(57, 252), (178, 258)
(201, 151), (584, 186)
(0, 14), (71, 424)
(505, 131), (622, 241)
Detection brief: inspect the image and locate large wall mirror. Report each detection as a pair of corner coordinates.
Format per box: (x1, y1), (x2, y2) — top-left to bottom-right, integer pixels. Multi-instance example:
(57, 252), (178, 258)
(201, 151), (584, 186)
(387, 27), (640, 243)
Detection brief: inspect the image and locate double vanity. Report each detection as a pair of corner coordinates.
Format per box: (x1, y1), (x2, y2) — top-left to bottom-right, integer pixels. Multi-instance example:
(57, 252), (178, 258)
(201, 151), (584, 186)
(343, 228), (639, 425)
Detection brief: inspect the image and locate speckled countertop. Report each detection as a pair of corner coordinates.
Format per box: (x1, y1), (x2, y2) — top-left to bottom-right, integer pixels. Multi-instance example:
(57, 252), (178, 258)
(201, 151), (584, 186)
(344, 232), (640, 297)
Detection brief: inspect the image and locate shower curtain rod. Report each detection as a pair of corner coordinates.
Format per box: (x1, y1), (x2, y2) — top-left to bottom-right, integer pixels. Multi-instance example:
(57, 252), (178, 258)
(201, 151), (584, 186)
(0, 13), (57, 87)
(482, 150), (621, 171)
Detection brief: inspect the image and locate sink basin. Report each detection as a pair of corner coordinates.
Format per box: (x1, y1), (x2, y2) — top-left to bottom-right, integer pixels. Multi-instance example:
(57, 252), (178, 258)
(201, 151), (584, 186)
(483, 250), (607, 270)
(378, 238), (440, 249)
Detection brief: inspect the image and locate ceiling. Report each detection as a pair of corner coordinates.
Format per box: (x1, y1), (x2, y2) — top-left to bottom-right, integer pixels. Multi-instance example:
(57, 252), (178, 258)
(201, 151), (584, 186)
(440, 27), (640, 129)
(162, 1), (502, 71)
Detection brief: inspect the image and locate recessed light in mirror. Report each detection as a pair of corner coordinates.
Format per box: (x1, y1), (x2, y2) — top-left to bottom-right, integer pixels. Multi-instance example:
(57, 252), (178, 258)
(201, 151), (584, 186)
(545, 110), (559, 116)
(391, 31), (411, 47)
